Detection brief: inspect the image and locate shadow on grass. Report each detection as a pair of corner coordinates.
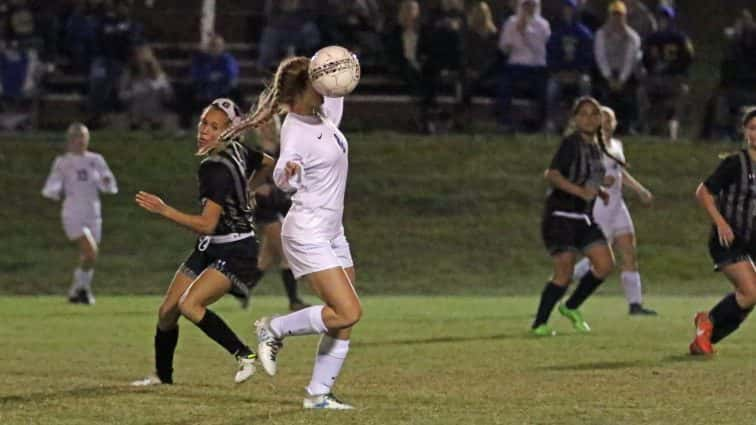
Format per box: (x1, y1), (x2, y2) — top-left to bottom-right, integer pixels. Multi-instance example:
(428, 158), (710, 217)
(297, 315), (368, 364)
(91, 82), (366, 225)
(539, 360), (652, 371)
(353, 333), (516, 347)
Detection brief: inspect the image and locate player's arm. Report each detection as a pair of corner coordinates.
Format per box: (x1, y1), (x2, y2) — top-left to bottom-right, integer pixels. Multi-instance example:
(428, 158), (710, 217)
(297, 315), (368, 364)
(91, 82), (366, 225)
(135, 191), (222, 235)
(96, 156), (119, 194)
(621, 169), (653, 205)
(273, 130), (305, 192)
(544, 169), (597, 201)
(41, 158), (64, 201)
(696, 183), (733, 247)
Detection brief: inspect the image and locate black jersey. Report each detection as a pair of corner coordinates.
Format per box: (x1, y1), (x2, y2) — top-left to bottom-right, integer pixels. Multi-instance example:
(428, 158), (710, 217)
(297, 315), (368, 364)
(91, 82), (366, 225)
(545, 133), (605, 215)
(704, 150), (756, 242)
(198, 142), (264, 236)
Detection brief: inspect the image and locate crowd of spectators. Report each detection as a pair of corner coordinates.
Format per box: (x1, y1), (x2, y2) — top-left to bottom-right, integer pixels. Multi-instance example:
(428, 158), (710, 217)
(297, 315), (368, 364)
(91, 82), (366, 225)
(0, 0), (752, 141)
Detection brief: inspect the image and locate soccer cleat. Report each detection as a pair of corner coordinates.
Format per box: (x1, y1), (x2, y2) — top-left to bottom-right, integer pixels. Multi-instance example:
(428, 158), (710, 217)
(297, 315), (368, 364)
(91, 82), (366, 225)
(303, 393), (354, 410)
(689, 312), (714, 356)
(69, 288), (95, 305)
(130, 375), (165, 387)
(255, 317), (283, 376)
(234, 353), (257, 383)
(558, 304), (591, 333)
(629, 303), (658, 316)
(531, 324), (556, 337)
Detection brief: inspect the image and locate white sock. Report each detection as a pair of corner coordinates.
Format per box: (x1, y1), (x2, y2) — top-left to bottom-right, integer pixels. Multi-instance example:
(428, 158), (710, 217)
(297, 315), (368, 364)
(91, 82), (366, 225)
(69, 268), (85, 296)
(573, 257), (591, 282)
(80, 269), (94, 291)
(306, 336), (350, 396)
(621, 271), (643, 305)
(270, 305), (327, 338)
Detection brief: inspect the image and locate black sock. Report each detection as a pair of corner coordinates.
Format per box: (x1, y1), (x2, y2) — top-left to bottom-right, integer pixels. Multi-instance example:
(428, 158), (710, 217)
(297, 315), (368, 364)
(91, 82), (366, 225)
(533, 282), (568, 328)
(195, 309), (251, 357)
(709, 293), (753, 344)
(565, 272), (604, 310)
(281, 269), (302, 304)
(154, 326), (178, 384)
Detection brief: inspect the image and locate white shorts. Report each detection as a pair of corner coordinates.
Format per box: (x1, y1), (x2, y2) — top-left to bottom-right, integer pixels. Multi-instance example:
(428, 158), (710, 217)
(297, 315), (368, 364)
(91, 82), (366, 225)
(593, 200), (634, 242)
(282, 233), (354, 279)
(62, 216), (102, 243)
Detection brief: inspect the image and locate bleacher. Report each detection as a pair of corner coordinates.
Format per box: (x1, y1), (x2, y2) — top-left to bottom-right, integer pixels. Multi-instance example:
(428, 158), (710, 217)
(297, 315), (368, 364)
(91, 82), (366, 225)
(37, 0), (495, 130)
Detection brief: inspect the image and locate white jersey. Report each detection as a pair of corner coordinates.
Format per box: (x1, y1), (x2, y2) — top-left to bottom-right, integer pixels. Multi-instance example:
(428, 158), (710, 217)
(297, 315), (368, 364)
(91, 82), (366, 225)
(41, 151), (118, 219)
(274, 97), (347, 240)
(600, 138), (626, 210)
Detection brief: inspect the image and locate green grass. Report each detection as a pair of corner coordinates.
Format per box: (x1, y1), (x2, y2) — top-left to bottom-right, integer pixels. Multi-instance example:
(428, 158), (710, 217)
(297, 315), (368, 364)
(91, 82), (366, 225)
(2, 295), (756, 425)
(0, 131), (740, 296)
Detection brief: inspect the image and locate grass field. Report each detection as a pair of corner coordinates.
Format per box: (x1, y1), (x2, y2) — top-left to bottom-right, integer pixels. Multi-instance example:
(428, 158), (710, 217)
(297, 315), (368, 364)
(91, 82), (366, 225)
(2, 295), (756, 425)
(0, 131), (740, 296)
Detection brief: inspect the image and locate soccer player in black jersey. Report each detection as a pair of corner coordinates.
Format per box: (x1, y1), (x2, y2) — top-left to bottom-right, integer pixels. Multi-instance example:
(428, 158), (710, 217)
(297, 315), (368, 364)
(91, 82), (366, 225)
(690, 109), (756, 356)
(532, 96), (618, 336)
(131, 98), (274, 385)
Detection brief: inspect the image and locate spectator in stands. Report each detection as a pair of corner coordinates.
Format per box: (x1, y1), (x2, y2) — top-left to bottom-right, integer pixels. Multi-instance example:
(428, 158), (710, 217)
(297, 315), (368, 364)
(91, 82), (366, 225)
(701, 9), (756, 141)
(59, 0), (98, 73)
(417, 0), (467, 134)
(624, 0), (657, 38)
(119, 45), (172, 130)
(497, 0), (550, 132)
(639, 5), (693, 141)
(88, 0), (144, 128)
(594, 1), (642, 134)
(463, 1), (500, 102)
(384, 0), (422, 96)
(576, 0), (601, 33)
(319, 0), (384, 67)
(545, 0), (594, 133)
(177, 34), (239, 130)
(7, 0), (43, 52)
(257, 0), (320, 70)
(0, 39), (40, 129)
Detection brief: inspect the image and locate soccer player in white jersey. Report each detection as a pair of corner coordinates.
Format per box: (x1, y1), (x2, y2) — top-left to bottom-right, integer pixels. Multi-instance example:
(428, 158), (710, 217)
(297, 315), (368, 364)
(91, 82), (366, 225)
(221, 56), (360, 410)
(573, 106), (657, 315)
(41, 123), (118, 304)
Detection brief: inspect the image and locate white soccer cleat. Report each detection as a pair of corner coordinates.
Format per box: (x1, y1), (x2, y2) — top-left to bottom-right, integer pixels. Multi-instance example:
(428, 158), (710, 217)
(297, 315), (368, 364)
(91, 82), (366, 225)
(255, 317), (283, 376)
(303, 393), (355, 410)
(234, 353), (257, 384)
(130, 375), (163, 387)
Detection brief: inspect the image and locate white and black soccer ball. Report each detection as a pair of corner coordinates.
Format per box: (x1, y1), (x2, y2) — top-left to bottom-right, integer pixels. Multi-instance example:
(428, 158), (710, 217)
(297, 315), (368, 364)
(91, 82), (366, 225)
(308, 46), (361, 97)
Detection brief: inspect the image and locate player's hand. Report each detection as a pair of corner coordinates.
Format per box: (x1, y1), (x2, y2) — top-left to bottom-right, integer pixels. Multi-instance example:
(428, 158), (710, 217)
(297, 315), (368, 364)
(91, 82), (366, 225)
(284, 161), (300, 178)
(581, 187), (598, 201)
(639, 188), (654, 206)
(135, 191), (168, 215)
(598, 187), (610, 205)
(716, 220), (735, 248)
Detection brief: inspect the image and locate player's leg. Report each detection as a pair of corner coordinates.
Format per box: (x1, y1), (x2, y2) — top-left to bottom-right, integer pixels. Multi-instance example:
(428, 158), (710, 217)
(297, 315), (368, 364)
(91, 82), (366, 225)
(179, 268), (257, 383)
(559, 230), (613, 333)
(67, 221), (99, 304)
(532, 250), (575, 335)
(614, 232), (656, 315)
(132, 268), (194, 386)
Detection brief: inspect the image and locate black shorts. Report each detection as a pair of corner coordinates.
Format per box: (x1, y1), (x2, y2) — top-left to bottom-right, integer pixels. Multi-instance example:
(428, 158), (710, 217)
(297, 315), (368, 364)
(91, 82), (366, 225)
(709, 234), (756, 271)
(254, 190), (291, 225)
(542, 213), (607, 256)
(179, 237), (260, 298)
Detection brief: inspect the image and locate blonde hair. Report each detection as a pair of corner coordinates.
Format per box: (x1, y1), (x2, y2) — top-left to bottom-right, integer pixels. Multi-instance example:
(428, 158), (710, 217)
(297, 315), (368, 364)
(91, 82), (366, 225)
(223, 56), (311, 140)
(468, 2), (497, 36)
(66, 122), (89, 138)
(600, 105), (617, 133)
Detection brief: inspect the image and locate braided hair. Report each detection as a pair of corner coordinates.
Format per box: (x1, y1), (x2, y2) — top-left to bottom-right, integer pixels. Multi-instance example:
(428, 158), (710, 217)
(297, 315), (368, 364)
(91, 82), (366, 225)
(220, 56), (311, 141)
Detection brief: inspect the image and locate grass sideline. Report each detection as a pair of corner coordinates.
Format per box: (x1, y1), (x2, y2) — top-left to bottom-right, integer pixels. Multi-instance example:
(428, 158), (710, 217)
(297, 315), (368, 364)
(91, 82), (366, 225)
(2, 295), (756, 425)
(1, 131), (738, 295)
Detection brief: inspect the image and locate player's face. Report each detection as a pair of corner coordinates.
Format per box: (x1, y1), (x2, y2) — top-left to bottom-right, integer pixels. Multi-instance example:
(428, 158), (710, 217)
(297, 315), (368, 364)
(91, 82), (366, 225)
(67, 133), (89, 154)
(575, 102), (602, 135)
(196, 107), (230, 154)
(745, 117), (756, 147)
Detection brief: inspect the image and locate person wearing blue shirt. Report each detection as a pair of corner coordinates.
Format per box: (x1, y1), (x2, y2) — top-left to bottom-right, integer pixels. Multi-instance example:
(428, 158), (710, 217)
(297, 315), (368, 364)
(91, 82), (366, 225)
(545, 0), (594, 132)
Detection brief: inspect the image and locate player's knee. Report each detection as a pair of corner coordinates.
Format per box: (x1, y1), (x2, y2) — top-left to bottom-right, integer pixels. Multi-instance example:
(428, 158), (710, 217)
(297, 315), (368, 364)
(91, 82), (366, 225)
(593, 261), (613, 279)
(158, 302), (178, 323)
(337, 304), (362, 328)
(178, 297), (201, 323)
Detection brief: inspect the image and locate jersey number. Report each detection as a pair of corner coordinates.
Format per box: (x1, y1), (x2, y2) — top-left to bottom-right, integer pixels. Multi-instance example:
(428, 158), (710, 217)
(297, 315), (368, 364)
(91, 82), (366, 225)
(76, 169), (88, 181)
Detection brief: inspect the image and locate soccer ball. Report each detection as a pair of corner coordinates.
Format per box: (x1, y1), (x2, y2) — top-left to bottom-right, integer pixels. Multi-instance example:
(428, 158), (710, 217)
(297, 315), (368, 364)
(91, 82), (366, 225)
(309, 46), (361, 97)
